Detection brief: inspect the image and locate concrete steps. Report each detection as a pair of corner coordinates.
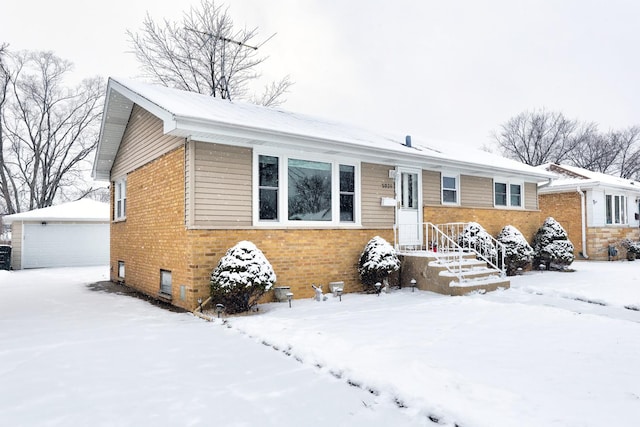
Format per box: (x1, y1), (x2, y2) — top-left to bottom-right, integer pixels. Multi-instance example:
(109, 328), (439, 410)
(399, 250), (510, 295)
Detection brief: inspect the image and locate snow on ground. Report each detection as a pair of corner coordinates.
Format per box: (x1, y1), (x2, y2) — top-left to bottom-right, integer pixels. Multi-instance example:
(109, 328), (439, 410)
(0, 267), (419, 427)
(1, 261), (639, 426)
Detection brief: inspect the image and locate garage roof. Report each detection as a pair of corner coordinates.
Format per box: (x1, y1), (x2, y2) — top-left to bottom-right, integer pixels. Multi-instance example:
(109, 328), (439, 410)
(3, 200), (110, 225)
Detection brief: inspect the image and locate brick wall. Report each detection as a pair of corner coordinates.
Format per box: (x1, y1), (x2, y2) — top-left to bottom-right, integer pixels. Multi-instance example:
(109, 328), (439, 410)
(423, 205), (543, 243)
(111, 147), (191, 308)
(538, 192), (583, 255)
(586, 227), (640, 260)
(187, 228), (395, 303)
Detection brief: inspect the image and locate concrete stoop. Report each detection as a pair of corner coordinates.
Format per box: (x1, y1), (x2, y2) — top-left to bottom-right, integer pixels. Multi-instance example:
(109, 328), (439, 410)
(398, 251), (510, 295)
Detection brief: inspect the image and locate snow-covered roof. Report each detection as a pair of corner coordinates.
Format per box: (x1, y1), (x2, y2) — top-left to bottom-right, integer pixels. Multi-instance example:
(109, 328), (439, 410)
(3, 199), (110, 225)
(93, 77), (554, 182)
(537, 164), (640, 194)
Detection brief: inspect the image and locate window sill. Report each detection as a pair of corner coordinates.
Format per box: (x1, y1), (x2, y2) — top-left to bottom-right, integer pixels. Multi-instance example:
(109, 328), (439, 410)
(493, 205), (524, 210)
(158, 292), (172, 301)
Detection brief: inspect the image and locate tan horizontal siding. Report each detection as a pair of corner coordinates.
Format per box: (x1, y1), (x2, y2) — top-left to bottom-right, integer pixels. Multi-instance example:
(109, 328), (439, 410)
(423, 170), (441, 205)
(461, 175), (493, 208)
(111, 105), (184, 179)
(361, 162), (395, 228)
(192, 141), (252, 227)
(525, 182), (538, 210)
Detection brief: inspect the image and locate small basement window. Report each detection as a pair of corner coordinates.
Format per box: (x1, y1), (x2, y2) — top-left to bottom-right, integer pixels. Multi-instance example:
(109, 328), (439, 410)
(117, 261), (125, 278)
(160, 270), (172, 297)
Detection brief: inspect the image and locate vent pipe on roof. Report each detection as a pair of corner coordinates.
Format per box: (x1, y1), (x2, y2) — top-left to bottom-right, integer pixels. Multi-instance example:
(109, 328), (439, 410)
(405, 135), (412, 147)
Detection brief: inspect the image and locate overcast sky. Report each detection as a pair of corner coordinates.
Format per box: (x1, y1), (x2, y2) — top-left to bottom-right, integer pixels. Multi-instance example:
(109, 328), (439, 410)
(3, 0), (639, 149)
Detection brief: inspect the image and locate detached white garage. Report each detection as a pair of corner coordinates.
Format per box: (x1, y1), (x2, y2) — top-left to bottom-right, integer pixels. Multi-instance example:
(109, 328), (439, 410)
(4, 199), (109, 269)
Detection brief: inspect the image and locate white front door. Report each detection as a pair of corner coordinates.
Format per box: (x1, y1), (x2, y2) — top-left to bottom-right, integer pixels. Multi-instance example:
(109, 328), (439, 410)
(396, 169), (422, 247)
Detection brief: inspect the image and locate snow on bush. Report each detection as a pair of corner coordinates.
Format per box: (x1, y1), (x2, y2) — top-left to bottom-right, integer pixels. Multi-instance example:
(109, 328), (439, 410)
(618, 238), (640, 260)
(532, 217), (575, 270)
(358, 236), (400, 293)
(457, 222), (496, 259)
(496, 225), (534, 276)
(210, 241), (276, 314)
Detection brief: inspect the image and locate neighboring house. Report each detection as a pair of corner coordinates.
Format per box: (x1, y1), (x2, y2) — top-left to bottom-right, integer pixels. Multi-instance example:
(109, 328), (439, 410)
(92, 77), (554, 309)
(538, 164), (640, 260)
(3, 199), (110, 269)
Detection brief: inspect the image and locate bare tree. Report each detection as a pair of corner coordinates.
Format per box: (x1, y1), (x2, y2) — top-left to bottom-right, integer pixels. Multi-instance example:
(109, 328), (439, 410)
(613, 126), (640, 179)
(0, 50), (105, 214)
(567, 125), (622, 174)
(127, 0), (292, 106)
(493, 109), (584, 166)
(0, 43), (17, 215)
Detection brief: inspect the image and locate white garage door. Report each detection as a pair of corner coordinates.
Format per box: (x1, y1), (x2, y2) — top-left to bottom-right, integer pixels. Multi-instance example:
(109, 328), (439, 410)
(22, 223), (109, 269)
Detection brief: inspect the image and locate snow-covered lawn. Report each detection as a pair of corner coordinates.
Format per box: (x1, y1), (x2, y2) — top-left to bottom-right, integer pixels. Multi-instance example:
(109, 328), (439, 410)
(1, 261), (639, 426)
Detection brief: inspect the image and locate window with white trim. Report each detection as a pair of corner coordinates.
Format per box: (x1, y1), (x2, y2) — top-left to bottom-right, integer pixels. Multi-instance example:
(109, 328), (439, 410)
(494, 181), (523, 208)
(255, 154), (358, 225)
(606, 194), (627, 224)
(118, 261), (125, 278)
(258, 155), (279, 220)
(339, 165), (355, 221)
(442, 174), (458, 204)
(114, 177), (127, 220)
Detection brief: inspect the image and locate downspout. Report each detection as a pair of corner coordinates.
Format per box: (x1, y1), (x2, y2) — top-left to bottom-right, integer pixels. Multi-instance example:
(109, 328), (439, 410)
(577, 186), (589, 259)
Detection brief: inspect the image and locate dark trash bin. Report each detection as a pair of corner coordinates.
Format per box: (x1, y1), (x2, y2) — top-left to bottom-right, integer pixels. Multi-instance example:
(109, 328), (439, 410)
(0, 245), (11, 270)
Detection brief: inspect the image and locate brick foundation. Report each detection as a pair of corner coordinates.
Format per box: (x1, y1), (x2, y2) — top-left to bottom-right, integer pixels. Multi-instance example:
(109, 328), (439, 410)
(538, 192), (583, 255)
(423, 205), (543, 243)
(585, 227), (640, 261)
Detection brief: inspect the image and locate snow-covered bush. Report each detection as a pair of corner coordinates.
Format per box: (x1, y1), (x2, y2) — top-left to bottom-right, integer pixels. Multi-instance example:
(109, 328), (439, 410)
(457, 222), (496, 259)
(618, 238), (640, 260)
(532, 217), (575, 270)
(210, 241), (276, 314)
(496, 225), (534, 276)
(358, 236), (400, 293)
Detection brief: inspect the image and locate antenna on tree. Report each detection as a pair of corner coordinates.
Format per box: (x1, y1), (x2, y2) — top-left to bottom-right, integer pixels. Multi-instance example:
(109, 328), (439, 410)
(185, 28), (275, 101)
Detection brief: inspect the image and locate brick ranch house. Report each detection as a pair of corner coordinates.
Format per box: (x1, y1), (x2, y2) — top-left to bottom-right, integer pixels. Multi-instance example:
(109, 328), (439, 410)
(92, 77), (554, 310)
(538, 163), (640, 261)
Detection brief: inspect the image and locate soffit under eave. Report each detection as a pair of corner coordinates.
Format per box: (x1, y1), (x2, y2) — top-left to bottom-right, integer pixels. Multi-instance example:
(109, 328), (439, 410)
(94, 79), (180, 180)
(171, 117), (553, 181)
(539, 182), (640, 195)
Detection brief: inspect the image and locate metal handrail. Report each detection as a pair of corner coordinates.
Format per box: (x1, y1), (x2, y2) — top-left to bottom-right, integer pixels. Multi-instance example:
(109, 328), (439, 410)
(394, 222), (506, 278)
(435, 222), (506, 277)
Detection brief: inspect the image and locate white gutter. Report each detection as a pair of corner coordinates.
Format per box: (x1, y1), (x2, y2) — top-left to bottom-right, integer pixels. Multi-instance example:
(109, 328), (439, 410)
(577, 186), (588, 259)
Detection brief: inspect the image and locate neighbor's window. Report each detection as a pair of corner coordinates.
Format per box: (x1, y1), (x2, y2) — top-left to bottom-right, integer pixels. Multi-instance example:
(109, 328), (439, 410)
(510, 184), (522, 207)
(442, 175), (458, 204)
(606, 194), (627, 224)
(114, 177), (127, 220)
(160, 270), (172, 296)
(494, 182), (507, 206)
(118, 261), (125, 278)
(256, 154), (358, 225)
(258, 155), (279, 220)
(494, 181), (522, 207)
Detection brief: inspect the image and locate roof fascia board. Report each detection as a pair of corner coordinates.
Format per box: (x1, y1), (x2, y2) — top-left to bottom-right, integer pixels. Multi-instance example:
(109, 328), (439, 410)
(539, 181), (640, 194)
(108, 79), (176, 125)
(174, 115), (553, 181)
